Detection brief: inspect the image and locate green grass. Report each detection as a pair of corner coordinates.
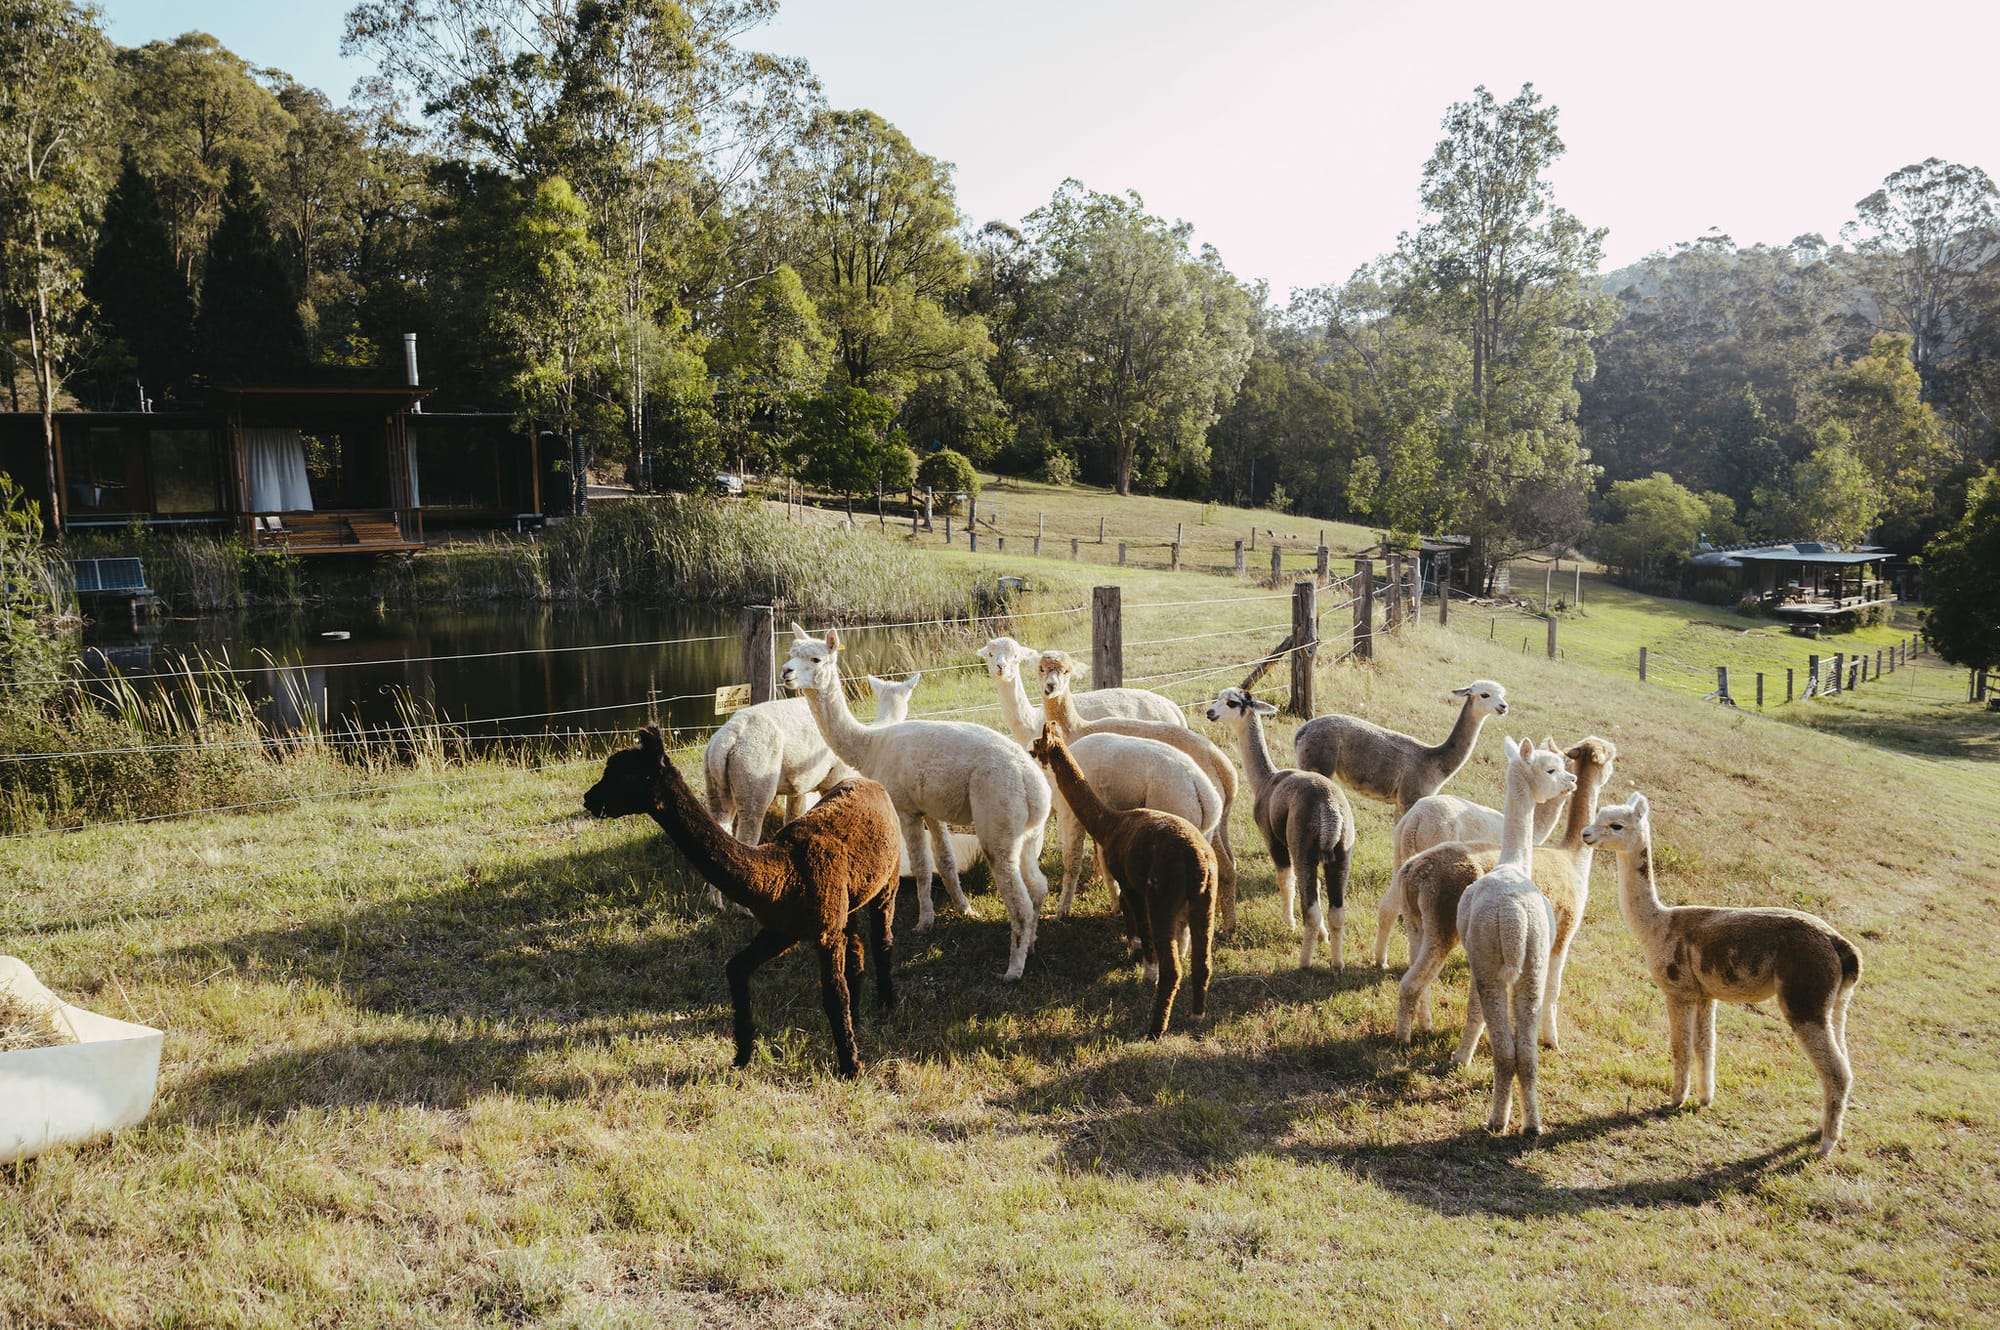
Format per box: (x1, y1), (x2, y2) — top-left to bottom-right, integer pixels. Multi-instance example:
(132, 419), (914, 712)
(7, 556), (2000, 1326)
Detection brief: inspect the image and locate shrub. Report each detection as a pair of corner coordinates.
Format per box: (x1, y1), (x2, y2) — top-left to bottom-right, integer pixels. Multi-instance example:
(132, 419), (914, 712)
(1040, 448), (1078, 488)
(0, 477), (76, 714)
(917, 449), (979, 512)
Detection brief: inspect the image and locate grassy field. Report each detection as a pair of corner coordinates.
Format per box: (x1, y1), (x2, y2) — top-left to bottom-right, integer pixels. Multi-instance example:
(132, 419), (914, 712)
(7, 538), (2000, 1327)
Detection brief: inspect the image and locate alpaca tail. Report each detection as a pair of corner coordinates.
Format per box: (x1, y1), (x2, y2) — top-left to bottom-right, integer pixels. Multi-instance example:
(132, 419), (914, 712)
(1834, 932), (1862, 987)
(702, 740), (734, 833)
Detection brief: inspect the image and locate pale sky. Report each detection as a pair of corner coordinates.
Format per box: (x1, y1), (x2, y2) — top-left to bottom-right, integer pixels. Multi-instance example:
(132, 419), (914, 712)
(97, 0), (2000, 301)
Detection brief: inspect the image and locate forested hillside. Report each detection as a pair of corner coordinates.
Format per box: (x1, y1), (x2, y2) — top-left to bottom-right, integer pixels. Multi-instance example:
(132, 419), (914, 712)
(1, 2), (1996, 612)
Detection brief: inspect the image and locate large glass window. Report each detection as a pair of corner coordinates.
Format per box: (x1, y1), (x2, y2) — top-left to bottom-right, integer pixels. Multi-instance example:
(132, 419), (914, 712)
(62, 426), (131, 513)
(149, 428), (220, 513)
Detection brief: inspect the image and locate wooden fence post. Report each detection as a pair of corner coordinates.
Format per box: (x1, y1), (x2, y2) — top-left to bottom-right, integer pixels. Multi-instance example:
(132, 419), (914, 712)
(1547, 614), (1558, 660)
(1808, 653), (1820, 696)
(997, 535), (1005, 553)
(1639, 646), (1648, 682)
(1071, 536), (1079, 560)
(1876, 649), (1883, 679)
(1033, 532), (1040, 557)
(1786, 667), (1794, 702)
(1315, 544), (1329, 583)
(1249, 526), (1256, 551)
(1271, 545), (1283, 589)
(1831, 652), (1844, 694)
(1177, 521), (1184, 549)
(944, 510), (952, 544)
(1118, 541), (1127, 566)
(1171, 541), (1180, 571)
(1234, 539), (1245, 576)
(1092, 586), (1123, 689)
(1098, 513), (1106, 543)
(1290, 579), (1317, 718)
(1716, 665), (1730, 703)
(1438, 561), (1450, 626)
(1756, 672), (1765, 708)
(969, 531), (978, 553)
(1385, 554), (1404, 630)
(1354, 559), (1374, 661)
(968, 494), (976, 531)
(743, 605), (776, 704)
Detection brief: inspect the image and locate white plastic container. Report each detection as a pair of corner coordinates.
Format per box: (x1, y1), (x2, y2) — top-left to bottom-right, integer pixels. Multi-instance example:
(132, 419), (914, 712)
(0, 956), (162, 1164)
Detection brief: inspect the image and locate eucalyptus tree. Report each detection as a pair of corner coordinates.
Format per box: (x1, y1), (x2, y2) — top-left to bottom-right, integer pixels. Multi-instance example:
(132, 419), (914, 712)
(772, 108), (990, 403)
(1396, 84), (1610, 579)
(1843, 158), (1999, 397)
(0, 0), (112, 532)
(345, 0), (821, 466)
(114, 31), (292, 285)
(1920, 467), (2000, 671)
(1026, 182), (1252, 495)
(193, 159), (307, 383)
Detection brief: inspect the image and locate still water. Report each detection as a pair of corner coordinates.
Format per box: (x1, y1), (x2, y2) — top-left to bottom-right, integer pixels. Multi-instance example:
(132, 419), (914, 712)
(79, 603), (955, 746)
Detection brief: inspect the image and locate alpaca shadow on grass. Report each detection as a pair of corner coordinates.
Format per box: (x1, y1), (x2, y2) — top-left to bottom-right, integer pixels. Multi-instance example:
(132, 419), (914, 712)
(160, 826), (1181, 1124)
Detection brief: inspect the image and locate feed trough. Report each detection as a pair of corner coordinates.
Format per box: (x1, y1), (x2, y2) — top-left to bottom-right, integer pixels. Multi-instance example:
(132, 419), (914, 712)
(0, 957), (162, 1164)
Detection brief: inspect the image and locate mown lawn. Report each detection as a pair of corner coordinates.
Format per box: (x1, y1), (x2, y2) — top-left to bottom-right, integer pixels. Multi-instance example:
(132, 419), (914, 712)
(6, 563), (2000, 1327)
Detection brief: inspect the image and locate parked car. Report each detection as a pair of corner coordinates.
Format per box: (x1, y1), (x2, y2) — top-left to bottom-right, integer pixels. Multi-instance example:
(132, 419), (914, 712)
(714, 472), (746, 496)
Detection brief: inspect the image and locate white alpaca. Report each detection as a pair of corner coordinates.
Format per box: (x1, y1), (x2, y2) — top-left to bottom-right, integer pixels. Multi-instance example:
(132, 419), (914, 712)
(1581, 794), (1863, 1156)
(1037, 649), (1241, 926)
(703, 674), (923, 843)
(975, 635), (1183, 747)
(782, 624), (1052, 980)
(1453, 735), (1577, 1137)
(1394, 737), (1617, 1049)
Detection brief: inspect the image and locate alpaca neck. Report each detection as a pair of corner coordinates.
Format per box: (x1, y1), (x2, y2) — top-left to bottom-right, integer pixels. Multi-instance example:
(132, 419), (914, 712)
(1532, 790), (1569, 845)
(1428, 698), (1487, 774)
(1040, 738), (1121, 842)
(994, 670), (1044, 745)
(1615, 835), (1669, 939)
(1235, 713), (1281, 797)
(802, 671), (878, 770)
(1556, 763), (1605, 851)
(1495, 762), (1542, 869)
(649, 759), (772, 910)
(1044, 685), (1087, 738)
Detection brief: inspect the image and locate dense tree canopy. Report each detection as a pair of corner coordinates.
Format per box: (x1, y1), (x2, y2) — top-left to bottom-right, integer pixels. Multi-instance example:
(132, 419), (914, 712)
(1921, 468), (2000, 668)
(4, 2), (2000, 589)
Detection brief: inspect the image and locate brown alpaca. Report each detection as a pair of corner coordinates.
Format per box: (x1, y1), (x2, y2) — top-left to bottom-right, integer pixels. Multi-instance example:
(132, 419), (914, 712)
(1393, 737), (1617, 1053)
(584, 725), (902, 1078)
(1030, 725), (1218, 1039)
(1583, 794), (1863, 1156)
(1037, 649), (1241, 927)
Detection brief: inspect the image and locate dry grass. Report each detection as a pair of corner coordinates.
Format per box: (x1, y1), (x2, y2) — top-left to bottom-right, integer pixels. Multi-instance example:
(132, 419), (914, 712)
(0, 990), (73, 1053)
(5, 558), (2000, 1327)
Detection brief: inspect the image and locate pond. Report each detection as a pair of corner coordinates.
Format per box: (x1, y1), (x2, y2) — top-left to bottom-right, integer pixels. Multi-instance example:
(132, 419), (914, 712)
(78, 603), (963, 749)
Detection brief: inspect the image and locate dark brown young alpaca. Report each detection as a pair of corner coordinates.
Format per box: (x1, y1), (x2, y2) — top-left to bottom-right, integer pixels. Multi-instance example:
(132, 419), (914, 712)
(1029, 725), (1218, 1038)
(583, 725), (902, 1078)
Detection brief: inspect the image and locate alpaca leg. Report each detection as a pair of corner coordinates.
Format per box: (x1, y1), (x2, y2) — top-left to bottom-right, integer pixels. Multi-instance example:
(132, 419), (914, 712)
(1267, 835), (1296, 930)
(1832, 979), (1855, 1061)
(1475, 973), (1515, 1133)
(815, 942), (861, 1078)
(866, 897), (896, 1012)
(1453, 983), (1488, 1068)
(1022, 817), (1050, 908)
(1397, 930), (1453, 1044)
(1056, 802), (1087, 918)
(1665, 998), (1694, 1108)
(1188, 890), (1215, 1020)
(1539, 918), (1578, 1050)
(1794, 1020), (1852, 1156)
(928, 817), (974, 917)
(724, 928), (796, 1070)
(991, 835), (1038, 982)
(901, 812), (939, 931)
(1214, 820), (1238, 934)
(844, 926), (868, 1027)
(1147, 906), (1184, 1038)
(1327, 843), (1351, 971)
(1514, 975), (1545, 1136)
(1694, 999), (1718, 1106)
(736, 773), (778, 846)
(1376, 874), (1404, 969)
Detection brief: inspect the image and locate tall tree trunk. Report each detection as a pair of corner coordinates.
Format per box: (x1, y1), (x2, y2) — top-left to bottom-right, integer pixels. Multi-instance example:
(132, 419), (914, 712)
(28, 274), (62, 540)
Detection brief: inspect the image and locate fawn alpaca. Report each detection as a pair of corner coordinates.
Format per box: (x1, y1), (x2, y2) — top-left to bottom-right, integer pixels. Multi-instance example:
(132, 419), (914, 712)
(1031, 725), (1218, 1038)
(1582, 794), (1862, 1156)
(1293, 681), (1510, 815)
(584, 726), (901, 1077)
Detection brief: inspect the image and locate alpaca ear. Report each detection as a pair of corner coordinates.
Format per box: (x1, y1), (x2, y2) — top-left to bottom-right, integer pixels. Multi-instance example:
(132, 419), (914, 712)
(1631, 792), (1651, 821)
(637, 725), (664, 756)
(1511, 735), (1530, 762)
(825, 627), (842, 652)
(1451, 684), (1473, 698)
(905, 671), (922, 687)
(1250, 698), (1278, 715)
(1541, 735), (1555, 754)
(790, 621), (809, 640)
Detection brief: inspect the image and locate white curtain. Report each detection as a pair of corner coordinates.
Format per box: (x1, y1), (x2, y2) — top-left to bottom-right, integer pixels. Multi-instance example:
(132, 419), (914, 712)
(244, 428), (313, 512)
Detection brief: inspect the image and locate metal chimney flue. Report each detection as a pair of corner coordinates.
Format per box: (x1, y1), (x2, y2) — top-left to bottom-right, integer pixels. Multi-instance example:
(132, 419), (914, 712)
(403, 332), (422, 412)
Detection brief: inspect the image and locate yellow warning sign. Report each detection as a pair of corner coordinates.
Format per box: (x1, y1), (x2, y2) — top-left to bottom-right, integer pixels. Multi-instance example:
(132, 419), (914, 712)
(714, 683), (753, 714)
